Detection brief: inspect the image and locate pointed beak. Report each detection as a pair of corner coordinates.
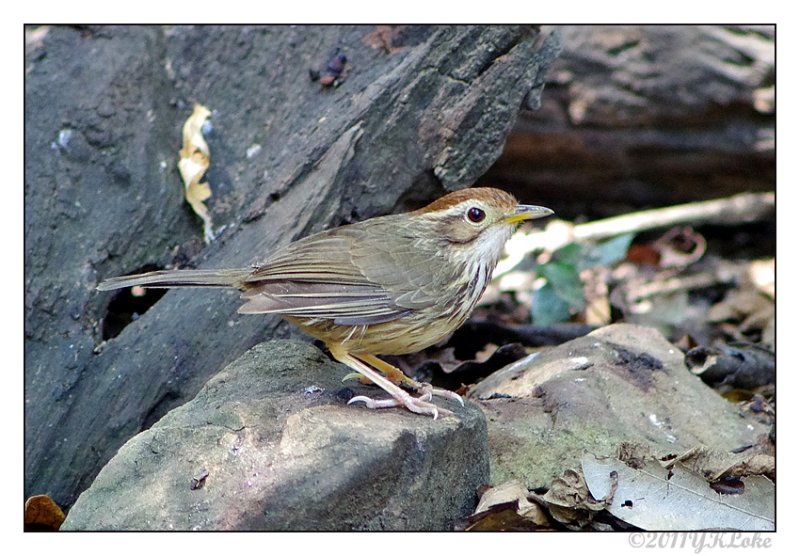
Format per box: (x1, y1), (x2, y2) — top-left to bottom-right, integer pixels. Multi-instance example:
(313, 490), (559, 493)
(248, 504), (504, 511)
(504, 204), (554, 225)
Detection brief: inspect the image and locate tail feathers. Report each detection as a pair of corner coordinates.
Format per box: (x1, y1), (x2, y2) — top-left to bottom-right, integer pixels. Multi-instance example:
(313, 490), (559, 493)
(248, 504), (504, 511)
(97, 268), (251, 291)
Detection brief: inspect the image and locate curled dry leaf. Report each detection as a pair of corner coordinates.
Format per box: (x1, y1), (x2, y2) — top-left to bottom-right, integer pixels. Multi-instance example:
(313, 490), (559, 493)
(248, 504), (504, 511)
(651, 226), (707, 268)
(685, 343), (775, 389)
(178, 103), (215, 243)
(540, 468), (606, 529)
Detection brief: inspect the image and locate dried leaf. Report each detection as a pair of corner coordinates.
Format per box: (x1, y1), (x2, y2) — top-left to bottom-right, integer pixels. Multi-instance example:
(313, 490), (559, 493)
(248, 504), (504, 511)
(474, 479), (535, 515)
(24, 494), (65, 531)
(652, 226), (706, 268)
(362, 25), (410, 52)
(178, 103), (215, 243)
(466, 479), (549, 531)
(541, 468), (606, 529)
(708, 290), (771, 323)
(667, 446), (776, 484)
(686, 343), (775, 389)
(582, 454), (775, 530)
(707, 287), (775, 347)
(407, 342), (528, 393)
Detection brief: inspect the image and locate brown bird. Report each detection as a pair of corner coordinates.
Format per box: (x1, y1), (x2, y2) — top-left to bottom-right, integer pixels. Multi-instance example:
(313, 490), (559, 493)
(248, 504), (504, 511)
(97, 187), (553, 418)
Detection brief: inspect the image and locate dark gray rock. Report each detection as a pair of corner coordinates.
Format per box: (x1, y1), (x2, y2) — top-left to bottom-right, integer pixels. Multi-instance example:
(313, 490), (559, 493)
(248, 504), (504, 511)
(470, 324), (771, 489)
(25, 25), (558, 507)
(62, 341), (489, 531)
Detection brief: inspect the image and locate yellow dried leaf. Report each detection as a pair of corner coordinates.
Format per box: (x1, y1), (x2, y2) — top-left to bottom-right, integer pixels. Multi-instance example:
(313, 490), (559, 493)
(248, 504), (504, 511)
(186, 180), (212, 204)
(180, 103), (211, 159)
(178, 103), (215, 243)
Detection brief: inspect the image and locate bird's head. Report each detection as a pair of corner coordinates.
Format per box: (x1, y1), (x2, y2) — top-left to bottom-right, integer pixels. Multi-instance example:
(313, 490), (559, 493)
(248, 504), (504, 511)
(412, 187), (553, 265)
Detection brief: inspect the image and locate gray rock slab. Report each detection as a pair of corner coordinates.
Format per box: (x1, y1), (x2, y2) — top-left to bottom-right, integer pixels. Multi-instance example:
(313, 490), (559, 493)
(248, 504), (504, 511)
(63, 340), (489, 530)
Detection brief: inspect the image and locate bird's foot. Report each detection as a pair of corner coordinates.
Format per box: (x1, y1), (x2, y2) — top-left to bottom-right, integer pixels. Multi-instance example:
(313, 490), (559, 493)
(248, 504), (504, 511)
(347, 391), (451, 419)
(342, 373), (463, 407)
(329, 347), (460, 419)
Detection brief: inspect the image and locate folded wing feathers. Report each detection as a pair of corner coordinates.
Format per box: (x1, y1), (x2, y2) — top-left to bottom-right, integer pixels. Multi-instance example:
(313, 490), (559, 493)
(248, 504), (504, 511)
(238, 222), (427, 325)
(239, 283), (411, 324)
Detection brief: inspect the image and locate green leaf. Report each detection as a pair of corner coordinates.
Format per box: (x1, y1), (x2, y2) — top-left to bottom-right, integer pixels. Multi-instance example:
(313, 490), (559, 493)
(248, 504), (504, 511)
(552, 242), (584, 267)
(538, 260), (585, 307)
(532, 282), (573, 325)
(530, 235), (634, 326)
(580, 233), (635, 270)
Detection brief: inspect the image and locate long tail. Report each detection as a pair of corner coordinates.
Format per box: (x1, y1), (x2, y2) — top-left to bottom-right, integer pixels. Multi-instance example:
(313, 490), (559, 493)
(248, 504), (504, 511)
(96, 268), (252, 291)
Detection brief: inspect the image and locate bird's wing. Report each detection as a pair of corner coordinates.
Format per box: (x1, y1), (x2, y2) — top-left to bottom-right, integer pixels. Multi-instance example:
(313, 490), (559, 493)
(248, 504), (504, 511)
(239, 222), (435, 325)
(346, 217), (450, 311)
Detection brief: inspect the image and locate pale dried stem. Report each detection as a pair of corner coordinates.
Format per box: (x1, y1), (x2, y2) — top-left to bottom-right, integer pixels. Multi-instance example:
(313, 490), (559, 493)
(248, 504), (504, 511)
(497, 192), (775, 277)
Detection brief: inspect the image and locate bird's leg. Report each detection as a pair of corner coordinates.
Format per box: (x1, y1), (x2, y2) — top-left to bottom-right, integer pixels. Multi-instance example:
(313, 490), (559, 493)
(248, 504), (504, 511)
(328, 345), (455, 419)
(341, 353), (463, 406)
(358, 353), (464, 407)
(341, 355), (416, 387)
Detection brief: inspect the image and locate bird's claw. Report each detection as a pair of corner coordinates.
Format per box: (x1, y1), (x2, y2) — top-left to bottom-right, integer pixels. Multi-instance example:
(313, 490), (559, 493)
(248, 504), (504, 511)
(415, 382), (464, 407)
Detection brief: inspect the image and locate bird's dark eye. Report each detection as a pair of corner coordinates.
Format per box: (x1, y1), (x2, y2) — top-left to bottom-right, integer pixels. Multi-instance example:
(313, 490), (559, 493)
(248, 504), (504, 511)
(467, 207), (486, 223)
